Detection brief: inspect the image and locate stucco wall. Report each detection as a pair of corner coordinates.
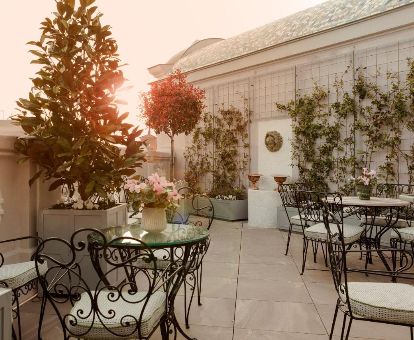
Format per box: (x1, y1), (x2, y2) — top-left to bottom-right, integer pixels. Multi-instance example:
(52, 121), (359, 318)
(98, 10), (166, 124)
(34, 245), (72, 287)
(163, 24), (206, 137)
(0, 120), (59, 262)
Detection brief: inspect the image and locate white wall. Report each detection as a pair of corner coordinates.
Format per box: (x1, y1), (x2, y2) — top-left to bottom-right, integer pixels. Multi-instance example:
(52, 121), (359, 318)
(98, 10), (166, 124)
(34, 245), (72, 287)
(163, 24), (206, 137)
(171, 14), (414, 190)
(253, 118), (293, 190)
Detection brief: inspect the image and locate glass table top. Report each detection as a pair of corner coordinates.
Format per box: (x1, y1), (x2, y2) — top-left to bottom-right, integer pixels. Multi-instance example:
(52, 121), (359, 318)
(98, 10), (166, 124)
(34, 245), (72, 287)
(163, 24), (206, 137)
(89, 223), (210, 248)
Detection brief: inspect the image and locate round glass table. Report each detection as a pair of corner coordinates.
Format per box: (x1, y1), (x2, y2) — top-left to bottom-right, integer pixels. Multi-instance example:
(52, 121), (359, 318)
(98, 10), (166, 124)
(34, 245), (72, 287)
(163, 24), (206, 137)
(88, 223), (210, 340)
(332, 196), (410, 271)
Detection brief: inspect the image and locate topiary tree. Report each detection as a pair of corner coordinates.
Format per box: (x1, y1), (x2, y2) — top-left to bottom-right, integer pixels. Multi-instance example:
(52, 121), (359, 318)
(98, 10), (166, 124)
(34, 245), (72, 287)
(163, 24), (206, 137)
(13, 0), (145, 208)
(141, 70), (205, 180)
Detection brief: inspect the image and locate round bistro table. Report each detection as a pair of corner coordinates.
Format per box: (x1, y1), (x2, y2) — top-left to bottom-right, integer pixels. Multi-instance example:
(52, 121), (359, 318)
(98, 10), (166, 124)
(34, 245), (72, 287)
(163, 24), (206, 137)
(338, 196), (410, 271)
(88, 223), (210, 340)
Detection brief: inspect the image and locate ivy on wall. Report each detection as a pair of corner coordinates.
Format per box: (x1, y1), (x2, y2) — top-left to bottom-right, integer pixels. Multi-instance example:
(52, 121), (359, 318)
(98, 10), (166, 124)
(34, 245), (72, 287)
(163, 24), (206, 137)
(277, 60), (414, 191)
(184, 102), (249, 198)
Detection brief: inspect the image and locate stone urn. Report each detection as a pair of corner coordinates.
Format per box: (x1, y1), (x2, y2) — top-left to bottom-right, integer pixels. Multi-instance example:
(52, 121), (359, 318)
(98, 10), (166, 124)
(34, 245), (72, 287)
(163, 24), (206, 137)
(248, 174), (262, 190)
(273, 175), (288, 191)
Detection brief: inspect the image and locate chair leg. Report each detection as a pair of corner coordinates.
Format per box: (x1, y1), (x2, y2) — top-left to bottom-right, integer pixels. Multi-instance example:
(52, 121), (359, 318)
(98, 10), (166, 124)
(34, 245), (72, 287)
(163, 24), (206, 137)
(285, 222), (293, 255)
(13, 291), (23, 340)
(411, 326), (413, 340)
(321, 242), (328, 267)
(38, 294), (47, 340)
(345, 317), (353, 340)
(301, 238), (309, 275)
(160, 316), (169, 340)
(329, 300), (340, 340)
(340, 314), (347, 340)
(311, 241), (319, 263)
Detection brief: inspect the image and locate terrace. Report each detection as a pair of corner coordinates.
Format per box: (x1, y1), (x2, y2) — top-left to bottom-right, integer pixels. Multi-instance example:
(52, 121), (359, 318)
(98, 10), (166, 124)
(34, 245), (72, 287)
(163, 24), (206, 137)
(2, 0), (414, 339)
(14, 222), (411, 340)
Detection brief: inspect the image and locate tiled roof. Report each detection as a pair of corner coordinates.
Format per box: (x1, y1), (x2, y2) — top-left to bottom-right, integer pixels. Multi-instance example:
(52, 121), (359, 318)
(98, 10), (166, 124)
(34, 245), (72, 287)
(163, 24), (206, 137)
(174, 0), (414, 72)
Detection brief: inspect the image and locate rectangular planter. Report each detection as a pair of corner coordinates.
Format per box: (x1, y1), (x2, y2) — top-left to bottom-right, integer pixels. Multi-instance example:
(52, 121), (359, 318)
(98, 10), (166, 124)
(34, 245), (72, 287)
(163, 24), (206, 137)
(38, 203), (128, 288)
(210, 198), (248, 221)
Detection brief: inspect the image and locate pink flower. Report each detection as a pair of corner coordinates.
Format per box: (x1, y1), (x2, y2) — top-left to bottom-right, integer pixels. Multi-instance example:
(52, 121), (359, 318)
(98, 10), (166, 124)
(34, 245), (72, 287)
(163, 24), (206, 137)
(148, 173), (161, 185)
(153, 183), (165, 195)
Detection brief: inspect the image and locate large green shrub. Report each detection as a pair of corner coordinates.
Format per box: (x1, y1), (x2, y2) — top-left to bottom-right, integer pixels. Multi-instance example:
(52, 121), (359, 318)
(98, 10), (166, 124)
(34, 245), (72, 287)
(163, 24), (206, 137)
(13, 0), (145, 207)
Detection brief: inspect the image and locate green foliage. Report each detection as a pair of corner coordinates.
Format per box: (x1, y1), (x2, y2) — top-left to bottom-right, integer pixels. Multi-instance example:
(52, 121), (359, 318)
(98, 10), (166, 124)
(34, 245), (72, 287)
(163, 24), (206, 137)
(184, 102), (249, 198)
(277, 60), (414, 191)
(13, 0), (145, 205)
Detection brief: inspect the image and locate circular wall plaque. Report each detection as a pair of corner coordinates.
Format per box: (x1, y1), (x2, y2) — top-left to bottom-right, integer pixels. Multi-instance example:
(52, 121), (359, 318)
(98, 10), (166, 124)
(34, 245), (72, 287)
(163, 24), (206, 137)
(265, 131), (283, 152)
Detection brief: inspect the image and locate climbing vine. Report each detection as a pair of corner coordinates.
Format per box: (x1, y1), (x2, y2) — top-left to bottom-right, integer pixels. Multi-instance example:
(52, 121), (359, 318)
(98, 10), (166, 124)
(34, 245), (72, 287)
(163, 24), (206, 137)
(184, 102), (249, 199)
(277, 60), (414, 191)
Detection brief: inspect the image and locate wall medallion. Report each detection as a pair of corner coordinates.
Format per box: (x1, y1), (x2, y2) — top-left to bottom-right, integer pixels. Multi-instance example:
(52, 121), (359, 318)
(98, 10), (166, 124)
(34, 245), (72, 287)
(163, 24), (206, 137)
(265, 131), (283, 152)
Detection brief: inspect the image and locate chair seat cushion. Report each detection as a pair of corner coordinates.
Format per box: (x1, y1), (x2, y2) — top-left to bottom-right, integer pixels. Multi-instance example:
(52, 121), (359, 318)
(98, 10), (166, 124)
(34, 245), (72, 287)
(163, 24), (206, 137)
(342, 282), (414, 325)
(363, 215), (410, 228)
(0, 261), (48, 289)
(68, 290), (166, 338)
(391, 227), (414, 242)
(291, 215), (301, 221)
(304, 223), (362, 244)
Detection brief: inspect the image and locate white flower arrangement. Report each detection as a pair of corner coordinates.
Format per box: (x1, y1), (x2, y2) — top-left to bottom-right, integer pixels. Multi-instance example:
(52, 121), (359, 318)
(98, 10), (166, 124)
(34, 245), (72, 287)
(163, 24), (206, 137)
(215, 194), (237, 200)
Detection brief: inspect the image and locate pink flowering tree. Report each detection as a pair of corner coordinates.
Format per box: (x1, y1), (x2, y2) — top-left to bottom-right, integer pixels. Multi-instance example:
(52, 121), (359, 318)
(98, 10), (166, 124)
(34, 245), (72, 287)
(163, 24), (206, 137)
(141, 70), (205, 180)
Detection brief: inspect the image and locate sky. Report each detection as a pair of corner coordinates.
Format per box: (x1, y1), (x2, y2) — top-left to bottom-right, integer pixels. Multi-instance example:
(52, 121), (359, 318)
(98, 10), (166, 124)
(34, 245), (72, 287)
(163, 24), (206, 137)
(0, 0), (325, 124)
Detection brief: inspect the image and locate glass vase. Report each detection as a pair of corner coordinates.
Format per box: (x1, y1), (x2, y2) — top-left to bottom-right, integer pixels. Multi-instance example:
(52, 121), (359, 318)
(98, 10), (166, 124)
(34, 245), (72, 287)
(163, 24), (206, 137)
(357, 184), (372, 200)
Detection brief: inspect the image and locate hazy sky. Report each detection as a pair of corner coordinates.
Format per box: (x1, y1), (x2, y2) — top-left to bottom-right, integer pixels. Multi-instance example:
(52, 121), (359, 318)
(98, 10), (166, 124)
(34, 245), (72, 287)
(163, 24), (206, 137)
(0, 0), (325, 123)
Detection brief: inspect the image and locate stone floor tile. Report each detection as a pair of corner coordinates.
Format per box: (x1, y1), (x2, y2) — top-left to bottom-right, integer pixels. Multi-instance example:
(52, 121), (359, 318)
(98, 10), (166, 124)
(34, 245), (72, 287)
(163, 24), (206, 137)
(234, 328), (328, 340)
(237, 278), (312, 303)
(238, 262), (302, 282)
(235, 299), (326, 334)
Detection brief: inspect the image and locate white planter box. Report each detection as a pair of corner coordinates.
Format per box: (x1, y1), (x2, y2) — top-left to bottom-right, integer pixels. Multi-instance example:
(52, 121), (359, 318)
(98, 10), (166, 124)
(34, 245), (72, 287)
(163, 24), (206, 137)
(0, 288), (11, 340)
(38, 204), (128, 288)
(210, 198), (248, 221)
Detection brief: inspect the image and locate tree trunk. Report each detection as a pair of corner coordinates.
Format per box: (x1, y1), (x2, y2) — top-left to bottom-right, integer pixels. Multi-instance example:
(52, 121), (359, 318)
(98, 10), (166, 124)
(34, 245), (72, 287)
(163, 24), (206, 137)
(170, 135), (175, 181)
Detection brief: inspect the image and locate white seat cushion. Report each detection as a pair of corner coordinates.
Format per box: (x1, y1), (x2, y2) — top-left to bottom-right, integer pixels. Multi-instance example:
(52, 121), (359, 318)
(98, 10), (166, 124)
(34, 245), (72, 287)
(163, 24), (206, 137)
(391, 227), (414, 242)
(304, 223), (362, 244)
(68, 290), (166, 338)
(0, 261), (48, 290)
(342, 282), (414, 325)
(363, 215), (411, 228)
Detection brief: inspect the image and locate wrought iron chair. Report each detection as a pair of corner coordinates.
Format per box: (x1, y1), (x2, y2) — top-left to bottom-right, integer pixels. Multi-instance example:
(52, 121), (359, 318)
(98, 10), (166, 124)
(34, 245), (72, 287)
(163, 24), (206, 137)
(279, 182), (308, 255)
(295, 190), (363, 274)
(323, 192), (414, 340)
(168, 186), (214, 328)
(0, 236), (47, 340)
(34, 228), (185, 340)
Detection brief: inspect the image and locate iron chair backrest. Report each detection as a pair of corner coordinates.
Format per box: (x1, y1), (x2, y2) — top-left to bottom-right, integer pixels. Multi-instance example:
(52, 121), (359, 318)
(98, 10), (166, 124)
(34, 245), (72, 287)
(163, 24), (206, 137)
(170, 186), (214, 230)
(294, 190), (330, 229)
(34, 228), (184, 339)
(320, 192), (352, 312)
(279, 183), (309, 209)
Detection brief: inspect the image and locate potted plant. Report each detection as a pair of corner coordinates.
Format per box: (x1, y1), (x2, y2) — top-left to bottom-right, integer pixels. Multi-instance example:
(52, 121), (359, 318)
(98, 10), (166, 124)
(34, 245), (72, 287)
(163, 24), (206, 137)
(141, 70), (205, 180)
(13, 0), (145, 258)
(124, 173), (180, 232)
(355, 168), (377, 200)
(184, 104), (250, 221)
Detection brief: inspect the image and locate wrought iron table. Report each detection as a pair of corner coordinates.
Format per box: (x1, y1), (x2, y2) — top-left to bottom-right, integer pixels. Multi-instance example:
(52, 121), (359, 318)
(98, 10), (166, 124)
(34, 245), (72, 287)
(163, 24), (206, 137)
(335, 196), (410, 271)
(88, 223), (210, 340)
